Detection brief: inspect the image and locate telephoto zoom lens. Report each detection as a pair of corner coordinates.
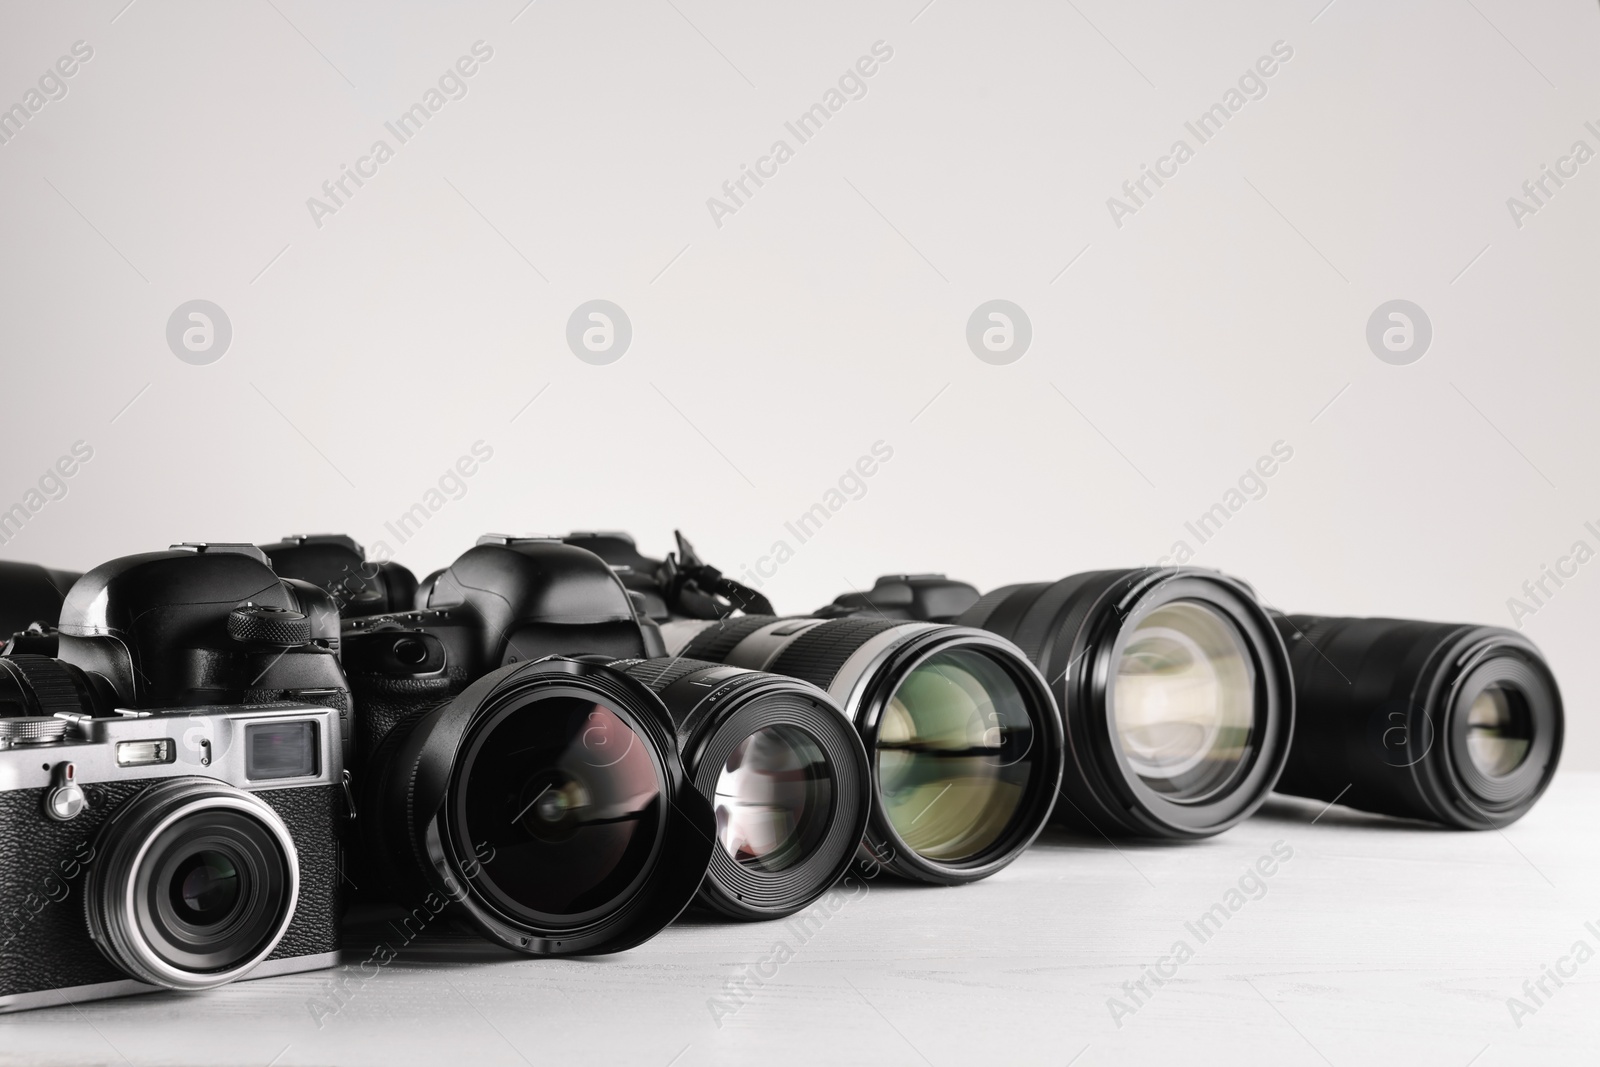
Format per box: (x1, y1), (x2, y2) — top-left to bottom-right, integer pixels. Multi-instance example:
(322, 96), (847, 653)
(1272, 614), (1562, 828)
(609, 658), (870, 920)
(960, 569), (1294, 838)
(359, 657), (715, 955)
(662, 616), (1064, 885)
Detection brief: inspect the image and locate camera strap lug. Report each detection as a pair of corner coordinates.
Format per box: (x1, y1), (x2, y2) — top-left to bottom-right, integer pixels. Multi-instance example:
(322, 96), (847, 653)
(340, 769), (359, 822)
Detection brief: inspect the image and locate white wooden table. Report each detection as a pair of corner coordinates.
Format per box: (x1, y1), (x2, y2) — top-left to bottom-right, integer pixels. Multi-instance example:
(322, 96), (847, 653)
(5, 775), (1596, 1066)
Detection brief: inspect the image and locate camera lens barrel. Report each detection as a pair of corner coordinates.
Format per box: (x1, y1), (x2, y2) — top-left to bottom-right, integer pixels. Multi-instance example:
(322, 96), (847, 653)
(959, 568), (1294, 838)
(610, 657), (870, 920)
(665, 615), (1064, 886)
(84, 778), (300, 990)
(0, 655), (112, 719)
(359, 657), (714, 955)
(1273, 615), (1562, 828)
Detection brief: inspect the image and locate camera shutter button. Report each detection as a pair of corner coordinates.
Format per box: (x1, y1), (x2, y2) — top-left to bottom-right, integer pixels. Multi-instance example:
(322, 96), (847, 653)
(227, 605), (312, 647)
(45, 761), (86, 821)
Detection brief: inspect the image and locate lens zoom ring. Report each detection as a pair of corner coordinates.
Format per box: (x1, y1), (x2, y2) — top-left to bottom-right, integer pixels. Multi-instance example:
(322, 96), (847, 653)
(769, 617), (910, 691)
(958, 586), (1020, 632)
(619, 656), (719, 692)
(681, 615), (778, 662)
(1011, 573), (1125, 669)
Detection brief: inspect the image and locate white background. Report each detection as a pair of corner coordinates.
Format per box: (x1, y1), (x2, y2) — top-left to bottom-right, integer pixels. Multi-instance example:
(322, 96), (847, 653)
(1, 0), (1596, 782)
(2, 5), (1599, 1063)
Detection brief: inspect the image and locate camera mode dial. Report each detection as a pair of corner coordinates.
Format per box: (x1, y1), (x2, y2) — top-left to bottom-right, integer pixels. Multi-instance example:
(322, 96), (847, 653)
(227, 605), (312, 647)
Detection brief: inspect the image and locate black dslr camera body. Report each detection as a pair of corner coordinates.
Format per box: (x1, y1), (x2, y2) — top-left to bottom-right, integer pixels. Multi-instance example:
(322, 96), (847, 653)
(0, 544), (349, 1011)
(820, 573), (981, 622)
(42, 543), (353, 760)
(342, 535), (668, 766)
(261, 534), (418, 619)
(339, 536), (714, 957)
(561, 530), (773, 623)
(0, 560), (82, 656)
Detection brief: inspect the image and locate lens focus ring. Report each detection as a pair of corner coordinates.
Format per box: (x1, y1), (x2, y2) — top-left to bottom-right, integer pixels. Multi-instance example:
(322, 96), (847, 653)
(768, 617), (911, 691)
(0, 655), (94, 718)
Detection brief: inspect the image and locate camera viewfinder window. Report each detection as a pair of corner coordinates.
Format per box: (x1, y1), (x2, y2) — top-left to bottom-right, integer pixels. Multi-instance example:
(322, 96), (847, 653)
(246, 721), (319, 781)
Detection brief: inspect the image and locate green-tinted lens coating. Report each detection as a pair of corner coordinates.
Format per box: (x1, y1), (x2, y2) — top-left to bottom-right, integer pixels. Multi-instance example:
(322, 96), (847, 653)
(876, 649), (1036, 862)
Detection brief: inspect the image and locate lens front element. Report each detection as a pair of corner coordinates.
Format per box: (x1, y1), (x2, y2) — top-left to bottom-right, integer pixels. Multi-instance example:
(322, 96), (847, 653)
(1465, 684), (1533, 778)
(87, 780), (299, 991)
(144, 813), (290, 975)
(170, 850), (244, 924)
(459, 695), (666, 924)
(1112, 601), (1255, 801)
(713, 724), (835, 874)
(876, 648), (1037, 863)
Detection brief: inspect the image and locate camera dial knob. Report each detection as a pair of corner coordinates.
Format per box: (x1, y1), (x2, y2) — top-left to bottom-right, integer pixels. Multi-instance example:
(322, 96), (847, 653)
(0, 715), (70, 746)
(44, 761), (86, 821)
(227, 605), (312, 647)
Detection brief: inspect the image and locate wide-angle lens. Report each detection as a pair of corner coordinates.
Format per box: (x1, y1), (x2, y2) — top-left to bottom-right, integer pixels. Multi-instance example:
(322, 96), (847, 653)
(713, 723), (833, 873)
(362, 658), (715, 955)
(1112, 601), (1254, 800)
(876, 648), (1035, 862)
(142, 812), (291, 974)
(87, 779), (298, 990)
(1465, 685), (1532, 778)
(458, 695), (664, 921)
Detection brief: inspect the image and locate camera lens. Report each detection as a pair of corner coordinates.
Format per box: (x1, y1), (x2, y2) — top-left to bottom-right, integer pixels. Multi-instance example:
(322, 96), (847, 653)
(458, 696), (664, 921)
(0, 654), (111, 719)
(1273, 615), (1562, 828)
(714, 724), (833, 873)
(361, 658), (714, 955)
(1465, 685), (1532, 777)
(959, 569), (1293, 838)
(610, 658), (869, 920)
(1112, 602), (1255, 801)
(86, 779), (299, 990)
(665, 616), (1062, 885)
(877, 648), (1035, 862)
(170, 851), (243, 924)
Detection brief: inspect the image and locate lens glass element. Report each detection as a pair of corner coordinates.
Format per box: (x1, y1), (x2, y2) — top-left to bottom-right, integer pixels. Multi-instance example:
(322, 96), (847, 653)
(714, 724), (835, 873)
(875, 648), (1036, 863)
(1466, 685), (1532, 777)
(169, 850), (243, 926)
(460, 695), (665, 921)
(1112, 601), (1255, 801)
(141, 809), (292, 973)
